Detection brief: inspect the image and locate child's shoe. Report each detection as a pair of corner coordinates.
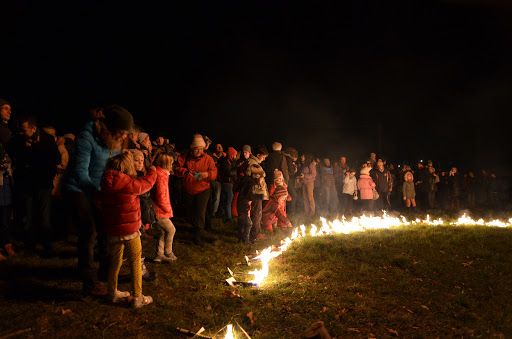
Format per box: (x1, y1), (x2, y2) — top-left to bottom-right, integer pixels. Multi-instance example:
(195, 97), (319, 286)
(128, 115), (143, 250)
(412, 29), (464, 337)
(164, 252), (177, 261)
(133, 295), (153, 308)
(109, 290), (130, 303)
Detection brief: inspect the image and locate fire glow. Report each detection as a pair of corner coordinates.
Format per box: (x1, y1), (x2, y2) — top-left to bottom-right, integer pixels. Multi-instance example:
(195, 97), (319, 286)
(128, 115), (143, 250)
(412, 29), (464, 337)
(227, 213), (512, 288)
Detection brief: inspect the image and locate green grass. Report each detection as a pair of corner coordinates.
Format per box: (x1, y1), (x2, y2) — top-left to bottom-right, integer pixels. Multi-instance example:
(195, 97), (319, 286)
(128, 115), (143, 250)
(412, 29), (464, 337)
(1, 215), (512, 338)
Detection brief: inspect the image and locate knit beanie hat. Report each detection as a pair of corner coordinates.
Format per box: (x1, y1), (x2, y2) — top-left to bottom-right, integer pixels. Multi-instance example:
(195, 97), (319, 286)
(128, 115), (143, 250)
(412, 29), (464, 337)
(137, 132), (149, 144)
(103, 104), (133, 132)
(0, 98), (10, 108)
(274, 169), (284, 182)
(227, 147), (237, 158)
(272, 142), (282, 151)
(242, 145), (251, 153)
(190, 134), (206, 148)
(360, 167), (370, 176)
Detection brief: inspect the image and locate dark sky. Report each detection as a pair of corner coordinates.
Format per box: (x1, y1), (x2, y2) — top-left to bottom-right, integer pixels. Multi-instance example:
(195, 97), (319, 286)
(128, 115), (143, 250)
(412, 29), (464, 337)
(1, 1), (512, 170)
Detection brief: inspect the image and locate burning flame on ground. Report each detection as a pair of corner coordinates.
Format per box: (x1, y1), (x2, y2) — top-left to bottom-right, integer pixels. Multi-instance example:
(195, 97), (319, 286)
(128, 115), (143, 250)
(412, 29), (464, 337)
(228, 213), (512, 288)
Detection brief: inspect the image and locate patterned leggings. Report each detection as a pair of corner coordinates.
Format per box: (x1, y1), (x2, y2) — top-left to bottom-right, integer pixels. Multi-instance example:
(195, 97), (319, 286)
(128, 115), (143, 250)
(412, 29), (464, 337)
(108, 236), (142, 297)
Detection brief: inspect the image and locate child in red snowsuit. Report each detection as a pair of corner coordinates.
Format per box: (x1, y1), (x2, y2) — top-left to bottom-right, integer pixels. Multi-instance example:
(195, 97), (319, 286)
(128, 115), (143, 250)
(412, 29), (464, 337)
(262, 169), (293, 232)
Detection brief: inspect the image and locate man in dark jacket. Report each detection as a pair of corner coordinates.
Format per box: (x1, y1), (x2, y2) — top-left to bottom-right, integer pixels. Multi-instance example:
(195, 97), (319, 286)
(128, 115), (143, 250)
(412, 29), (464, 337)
(264, 142), (289, 187)
(7, 115), (61, 254)
(371, 160), (392, 211)
(414, 162), (429, 209)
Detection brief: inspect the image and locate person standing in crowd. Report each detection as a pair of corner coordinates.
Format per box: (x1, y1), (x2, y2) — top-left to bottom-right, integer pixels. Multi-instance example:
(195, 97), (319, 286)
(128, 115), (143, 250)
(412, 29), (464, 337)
(319, 158), (338, 215)
(132, 149), (157, 281)
(173, 134), (217, 246)
(340, 168), (357, 217)
(477, 169), (490, 206)
(7, 115), (61, 256)
(137, 132), (154, 169)
(264, 142), (289, 186)
(448, 167), (461, 211)
(333, 156), (348, 214)
(217, 147), (237, 222)
(437, 170), (450, 210)
(210, 143), (225, 218)
(262, 169), (293, 233)
(426, 166), (440, 210)
(151, 152), (177, 262)
(249, 145), (269, 242)
(127, 125), (141, 150)
(283, 147), (299, 215)
(402, 171), (416, 211)
(371, 160), (392, 211)
(368, 152), (377, 169)
(298, 154), (317, 218)
(100, 152), (157, 308)
(61, 105), (133, 297)
(414, 161), (429, 209)
(0, 99), (15, 260)
(357, 167), (376, 213)
(236, 164), (265, 245)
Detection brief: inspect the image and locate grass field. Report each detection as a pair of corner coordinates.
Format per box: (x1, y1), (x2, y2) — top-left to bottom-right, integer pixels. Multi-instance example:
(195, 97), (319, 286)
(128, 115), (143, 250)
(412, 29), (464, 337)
(1, 210), (511, 338)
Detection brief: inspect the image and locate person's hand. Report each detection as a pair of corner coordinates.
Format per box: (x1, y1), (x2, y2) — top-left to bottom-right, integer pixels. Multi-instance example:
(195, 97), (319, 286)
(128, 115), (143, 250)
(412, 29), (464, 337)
(403, 197), (406, 200)
(149, 166), (156, 172)
(199, 171), (209, 180)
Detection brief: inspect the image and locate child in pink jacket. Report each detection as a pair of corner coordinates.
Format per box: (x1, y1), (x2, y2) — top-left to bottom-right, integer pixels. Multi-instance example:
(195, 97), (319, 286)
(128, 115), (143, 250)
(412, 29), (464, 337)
(357, 167), (376, 212)
(262, 169), (293, 232)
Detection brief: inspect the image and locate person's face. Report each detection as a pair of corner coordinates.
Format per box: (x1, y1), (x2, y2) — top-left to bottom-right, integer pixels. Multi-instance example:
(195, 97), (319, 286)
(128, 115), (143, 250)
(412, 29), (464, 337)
(156, 137), (164, 145)
(301, 155), (305, 162)
(370, 153), (376, 160)
(257, 154), (267, 162)
(243, 151), (250, 159)
(20, 122), (37, 139)
(324, 159), (330, 166)
(349, 172), (355, 177)
(112, 129), (129, 143)
(340, 157), (346, 165)
(0, 104), (11, 122)
(192, 146), (205, 157)
(134, 153), (144, 171)
(130, 132), (139, 143)
(451, 167), (457, 174)
(141, 136), (151, 148)
(215, 144), (223, 153)
(378, 163), (384, 170)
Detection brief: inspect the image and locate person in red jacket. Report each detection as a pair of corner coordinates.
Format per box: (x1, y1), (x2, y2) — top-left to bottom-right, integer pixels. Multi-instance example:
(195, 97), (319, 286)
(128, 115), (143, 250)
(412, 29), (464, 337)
(150, 153), (177, 262)
(101, 152), (157, 308)
(262, 169), (293, 233)
(174, 134), (217, 246)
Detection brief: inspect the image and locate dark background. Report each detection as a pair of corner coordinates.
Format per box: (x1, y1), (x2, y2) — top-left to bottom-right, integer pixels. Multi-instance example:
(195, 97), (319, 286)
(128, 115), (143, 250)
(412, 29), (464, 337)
(1, 1), (511, 170)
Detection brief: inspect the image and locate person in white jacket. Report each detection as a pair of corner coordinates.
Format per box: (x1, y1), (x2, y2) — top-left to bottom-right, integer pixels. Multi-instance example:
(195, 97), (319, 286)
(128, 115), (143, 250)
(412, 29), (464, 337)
(340, 168), (358, 217)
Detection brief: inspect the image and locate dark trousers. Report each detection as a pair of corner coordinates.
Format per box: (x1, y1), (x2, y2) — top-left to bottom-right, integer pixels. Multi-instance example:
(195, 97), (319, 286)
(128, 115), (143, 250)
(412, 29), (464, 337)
(68, 191), (108, 288)
(287, 184), (298, 215)
(341, 193), (354, 216)
(14, 188), (53, 249)
(184, 188), (210, 244)
(220, 183), (234, 220)
(250, 199), (262, 239)
(375, 192), (390, 211)
(427, 191), (436, 209)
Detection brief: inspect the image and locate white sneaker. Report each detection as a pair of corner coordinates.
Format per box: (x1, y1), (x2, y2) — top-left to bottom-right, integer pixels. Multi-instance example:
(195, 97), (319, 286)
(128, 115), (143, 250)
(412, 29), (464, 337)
(133, 295), (153, 308)
(109, 290), (130, 303)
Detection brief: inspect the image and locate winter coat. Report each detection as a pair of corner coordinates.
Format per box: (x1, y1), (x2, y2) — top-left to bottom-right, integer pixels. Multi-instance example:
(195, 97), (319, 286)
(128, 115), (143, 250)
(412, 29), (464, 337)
(320, 165), (336, 188)
(237, 175), (263, 216)
(357, 174), (376, 200)
(342, 175), (358, 195)
(402, 180), (416, 200)
(101, 168), (157, 237)
(174, 151), (217, 195)
(61, 121), (120, 197)
(372, 168), (392, 193)
(264, 151), (289, 184)
(218, 156), (237, 184)
(150, 166), (173, 218)
(137, 171), (157, 226)
(7, 128), (61, 191)
(300, 162), (317, 185)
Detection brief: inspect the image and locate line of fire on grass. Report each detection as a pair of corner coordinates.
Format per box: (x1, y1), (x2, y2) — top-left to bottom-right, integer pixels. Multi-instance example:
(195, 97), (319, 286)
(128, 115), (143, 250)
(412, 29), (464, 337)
(180, 213), (512, 338)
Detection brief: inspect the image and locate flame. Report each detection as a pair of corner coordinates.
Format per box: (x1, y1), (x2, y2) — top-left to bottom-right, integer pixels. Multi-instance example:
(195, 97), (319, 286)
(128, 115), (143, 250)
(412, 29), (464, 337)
(237, 213), (512, 288)
(224, 324), (233, 339)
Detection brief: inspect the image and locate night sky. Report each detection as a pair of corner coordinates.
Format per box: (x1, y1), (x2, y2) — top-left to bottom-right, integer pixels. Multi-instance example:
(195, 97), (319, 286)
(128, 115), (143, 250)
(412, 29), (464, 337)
(1, 1), (512, 170)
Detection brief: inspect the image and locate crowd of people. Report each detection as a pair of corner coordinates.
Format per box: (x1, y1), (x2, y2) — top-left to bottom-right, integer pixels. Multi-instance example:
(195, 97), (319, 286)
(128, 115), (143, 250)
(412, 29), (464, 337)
(0, 99), (504, 308)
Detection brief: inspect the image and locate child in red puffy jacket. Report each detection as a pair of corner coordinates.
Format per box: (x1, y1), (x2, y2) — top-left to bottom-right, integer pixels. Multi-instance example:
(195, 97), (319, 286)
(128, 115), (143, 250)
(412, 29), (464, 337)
(150, 153), (177, 262)
(262, 169), (293, 232)
(101, 152), (157, 308)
